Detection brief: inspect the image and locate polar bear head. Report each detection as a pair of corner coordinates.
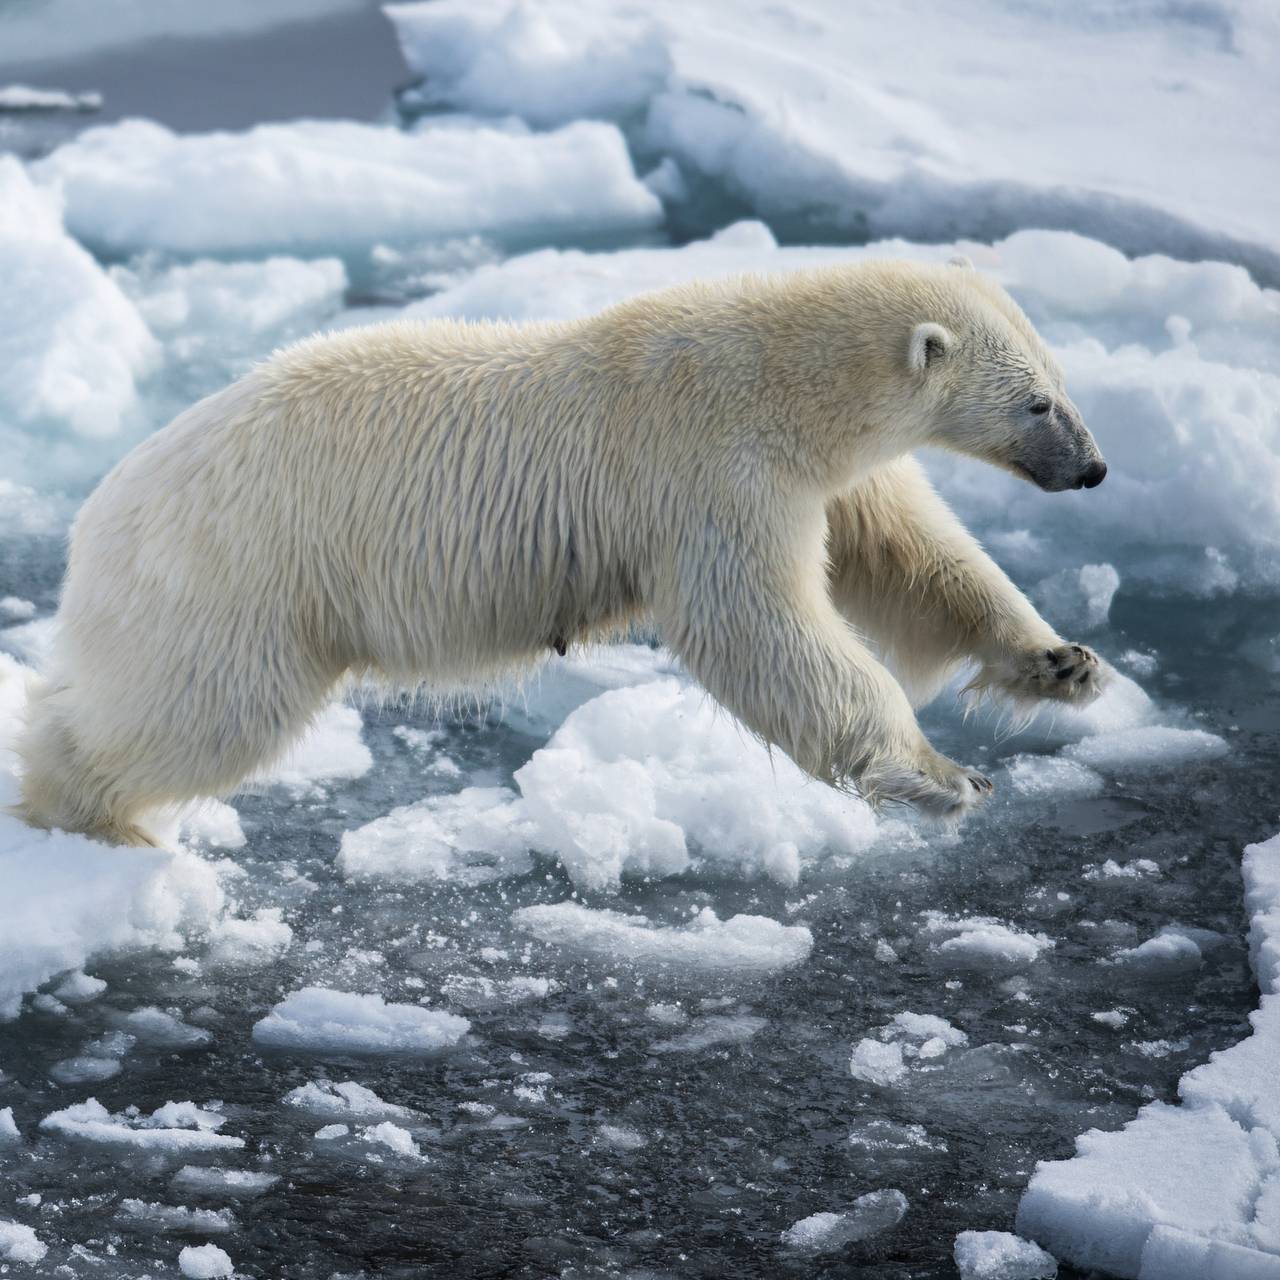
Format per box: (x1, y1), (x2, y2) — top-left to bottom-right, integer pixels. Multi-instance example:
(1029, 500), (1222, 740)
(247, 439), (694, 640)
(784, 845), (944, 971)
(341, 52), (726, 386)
(901, 262), (1107, 492)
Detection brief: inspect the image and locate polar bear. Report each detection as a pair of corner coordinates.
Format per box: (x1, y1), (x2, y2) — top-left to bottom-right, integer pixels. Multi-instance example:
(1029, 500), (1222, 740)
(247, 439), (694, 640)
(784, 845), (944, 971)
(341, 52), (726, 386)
(16, 259), (1107, 846)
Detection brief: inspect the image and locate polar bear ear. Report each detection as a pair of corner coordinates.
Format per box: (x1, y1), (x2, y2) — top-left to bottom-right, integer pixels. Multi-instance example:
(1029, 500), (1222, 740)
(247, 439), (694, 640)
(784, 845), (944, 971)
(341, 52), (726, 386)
(908, 322), (954, 373)
(948, 254), (974, 270)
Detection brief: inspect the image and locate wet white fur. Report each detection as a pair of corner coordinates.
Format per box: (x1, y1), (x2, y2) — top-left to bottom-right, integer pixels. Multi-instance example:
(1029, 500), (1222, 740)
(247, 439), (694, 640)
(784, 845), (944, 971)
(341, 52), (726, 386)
(16, 260), (1103, 844)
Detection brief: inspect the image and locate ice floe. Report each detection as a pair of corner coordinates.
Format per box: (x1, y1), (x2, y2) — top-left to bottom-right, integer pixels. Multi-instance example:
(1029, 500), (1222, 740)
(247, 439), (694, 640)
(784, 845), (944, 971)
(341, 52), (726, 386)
(251, 987), (470, 1055)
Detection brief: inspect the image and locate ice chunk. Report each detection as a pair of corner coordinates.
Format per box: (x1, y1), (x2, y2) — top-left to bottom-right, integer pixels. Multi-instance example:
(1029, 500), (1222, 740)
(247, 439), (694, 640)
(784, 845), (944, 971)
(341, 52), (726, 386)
(1003, 755), (1104, 799)
(514, 903), (812, 973)
(171, 1167), (278, 1199)
(254, 702), (372, 794)
(1083, 859), (1160, 882)
(1112, 928), (1204, 976)
(0, 1220), (47, 1264)
(118, 1200), (235, 1233)
(362, 1121), (421, 1158)
(52, 970), (106, 1003)
(337, 787), (535, 885)
(954, 1230), (1057, 1279)
(597, 1123), (646, 1151)
(385, 1), (669, 129)
(0, 1107), (20, 1145)
(651, 1013), (766, 1054)
(0, 157), (157, 445)
(205, 910), (293, 971)
(513, 677), (877, 890)
(0, 85), (101, 112)
(781, 1190), (908, 1251)
(251, 987), (470, 1055)
(40, 1098), (243, 1152)
(849, 1039), (907, 1088)
(178, 1243), (234, 1279)
(34, 117), (660, 262)
(1064, 726), (1228, 773)
(1031, 563), (1120, 633)
(1019, 833), (1280, 1272)
(282, 1080), (413, 1121)
(111, 1006), (212, 1049)
(922, 914), (1053, 971)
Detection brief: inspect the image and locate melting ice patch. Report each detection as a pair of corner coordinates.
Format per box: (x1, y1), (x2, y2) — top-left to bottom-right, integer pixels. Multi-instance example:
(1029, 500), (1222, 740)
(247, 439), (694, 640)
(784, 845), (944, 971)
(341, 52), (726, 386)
(515, 903), (812, 974)
(39, 1099), (243, 1152)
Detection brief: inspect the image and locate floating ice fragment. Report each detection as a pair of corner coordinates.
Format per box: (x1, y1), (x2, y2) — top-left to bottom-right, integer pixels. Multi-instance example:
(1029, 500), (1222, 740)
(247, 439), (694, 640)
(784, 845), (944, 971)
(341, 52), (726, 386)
(597, 1123), (646, 1151)
(954, 1230), (1058, 1279)
(52, 970), (106, 1003)
(40, 1098), (242, 1152)
(118, 1199), (236, 1233)
(1112, 928), (1204, 975)
(0, 1107), (20, 1145)
(283, 1080), (413, 1120)
(651, 1013), (766, 1054)
(849, 1039), (907, 1087)
(922, 914), (1053, 971)
(205, 910), (293, 971)
(254, 703), (372, 794)
(1083, 859), (1160, 882)
(252, 987), (469, 1056)
(781, 1190), (908, 1251)
(178, 1243), (233, 1279)
(171, 1167), (278, 1198)
(1003, 755), (1104, 799)
(515, 903), (812, 972)
(0, 1220), (47, 1264)
(1065, 726), (1228, 773)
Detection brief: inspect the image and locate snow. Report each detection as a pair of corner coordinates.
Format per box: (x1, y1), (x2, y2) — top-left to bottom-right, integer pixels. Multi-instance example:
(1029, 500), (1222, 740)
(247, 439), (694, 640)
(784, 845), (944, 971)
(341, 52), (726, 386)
(1018, 832), (1280, 1276)
(780, 1190), (909, 1251)
(178, 1243), (234, 1279)
(0, 1220), (47, 1265)
(386, 0), (1280, 281)
(39, 1099), (244, 1152)
(954, 1231), (1058, 1280)
(0, 657), (225, 1018)
(251, 987), (470, 1055)
(0, 157), (157, 449)
(514, 903), (812, 973)
(33, 117), (660, 263)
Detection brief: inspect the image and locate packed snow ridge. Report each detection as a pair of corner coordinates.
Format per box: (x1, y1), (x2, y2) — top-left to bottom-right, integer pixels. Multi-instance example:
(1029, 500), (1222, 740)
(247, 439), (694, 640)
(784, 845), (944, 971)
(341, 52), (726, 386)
(385, 0), (1280, 282)
(1017, 831), (1280, 1278)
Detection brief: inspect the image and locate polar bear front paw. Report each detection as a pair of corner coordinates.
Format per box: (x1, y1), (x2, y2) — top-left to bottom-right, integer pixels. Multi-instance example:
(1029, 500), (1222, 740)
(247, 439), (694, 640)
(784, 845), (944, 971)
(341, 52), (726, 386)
(985, 643), (1106, 706)
(861, 749), (993, 819)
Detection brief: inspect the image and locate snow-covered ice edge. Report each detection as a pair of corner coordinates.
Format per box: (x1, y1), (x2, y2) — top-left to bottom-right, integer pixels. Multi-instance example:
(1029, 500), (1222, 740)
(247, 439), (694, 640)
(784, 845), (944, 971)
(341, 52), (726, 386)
(1017, 831), (1280, 1279)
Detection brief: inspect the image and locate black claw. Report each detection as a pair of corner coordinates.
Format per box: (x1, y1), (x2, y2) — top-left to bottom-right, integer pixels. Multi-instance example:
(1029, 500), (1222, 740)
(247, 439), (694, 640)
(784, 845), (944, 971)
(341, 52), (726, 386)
(1056, 666), (1074, 680)
(1076, 670), (1091, 684)
(1045, 649), (1056, 661)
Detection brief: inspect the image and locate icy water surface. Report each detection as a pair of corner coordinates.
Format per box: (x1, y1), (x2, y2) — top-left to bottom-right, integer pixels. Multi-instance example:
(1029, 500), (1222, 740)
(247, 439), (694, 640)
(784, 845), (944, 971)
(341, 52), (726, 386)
(1, 520), (1274, 1277)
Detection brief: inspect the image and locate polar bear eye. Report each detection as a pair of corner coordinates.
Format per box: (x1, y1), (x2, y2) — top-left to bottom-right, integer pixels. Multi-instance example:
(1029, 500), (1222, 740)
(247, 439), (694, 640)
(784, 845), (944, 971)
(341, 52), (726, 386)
(1028, 397), (1052, 416)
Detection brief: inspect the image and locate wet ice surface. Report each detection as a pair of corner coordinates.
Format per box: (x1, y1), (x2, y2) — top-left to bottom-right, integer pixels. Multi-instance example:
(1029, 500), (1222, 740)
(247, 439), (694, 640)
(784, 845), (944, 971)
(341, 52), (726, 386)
(2, 522), (1276, 1277)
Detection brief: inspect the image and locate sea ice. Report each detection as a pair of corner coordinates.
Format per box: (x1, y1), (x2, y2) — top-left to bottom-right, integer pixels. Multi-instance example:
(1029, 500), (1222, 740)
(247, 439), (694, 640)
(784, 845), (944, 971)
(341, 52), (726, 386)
(781, 1190), (909, 1251)
(39, 1099), (244, 1152)
(33, 116), (660, 262)
(178, 1243), (234, 1279)
(283, 1080), (413, 1120)
(1018, 832), (1280, 1276)
(205, 910), (293, 971)
(251, 987), (470, 1055)
(1064, 726), (1229, 773)
(514, 903), (813, 973)
(921, 914), (1054, 972)
(254, 702), (372, 794)
(171, 1167), (279, 1198)
(0, 157), (156, 457)
(954, 1230), (1058, 1280)
(0, 1220), (47, 1264)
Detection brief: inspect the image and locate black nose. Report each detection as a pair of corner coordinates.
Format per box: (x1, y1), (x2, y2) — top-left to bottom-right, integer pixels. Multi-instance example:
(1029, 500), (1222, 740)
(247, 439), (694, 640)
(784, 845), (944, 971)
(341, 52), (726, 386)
(1080, 460), (1107, 489)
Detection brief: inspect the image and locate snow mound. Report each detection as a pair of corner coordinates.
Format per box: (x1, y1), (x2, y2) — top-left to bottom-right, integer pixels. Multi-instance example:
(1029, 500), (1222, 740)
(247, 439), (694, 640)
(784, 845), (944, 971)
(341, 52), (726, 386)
(0, 157), (156, 449)
(515, 903), (812, 973)
(33, 117), (660, 263)
(1017, 832), (1280, 1276)
(954, 1231), (1057, 1280)
(40, 1099), (243, 1153)
(386, 0), (1280, 280)
(251, 987), (470, 1055)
